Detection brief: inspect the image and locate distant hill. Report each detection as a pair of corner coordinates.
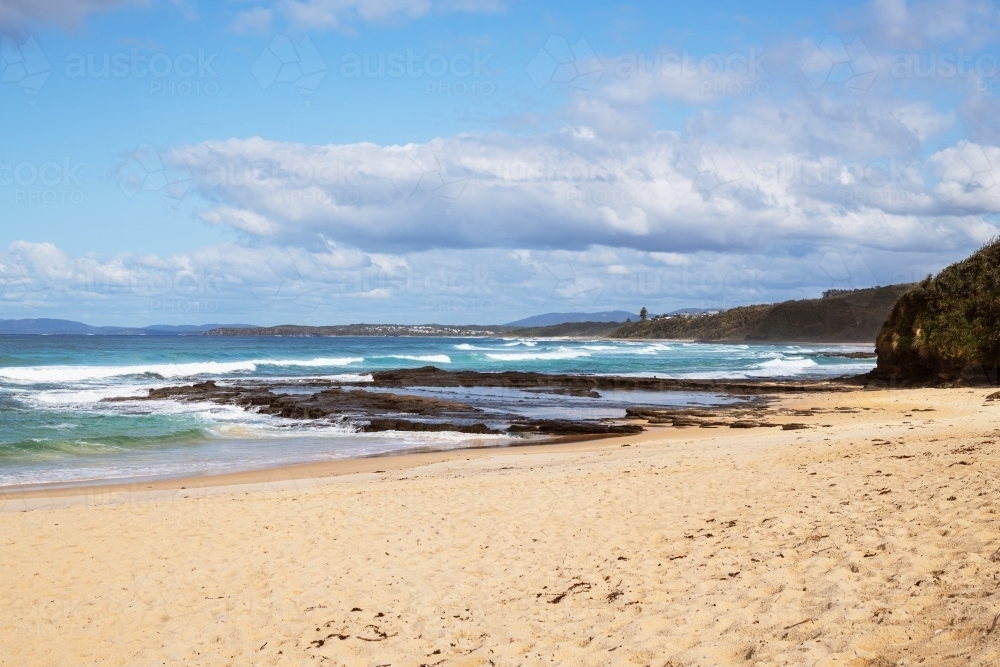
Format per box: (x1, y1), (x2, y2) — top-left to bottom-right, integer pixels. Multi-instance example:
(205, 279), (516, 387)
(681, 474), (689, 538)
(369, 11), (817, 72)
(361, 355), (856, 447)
(0, 318), (95, 334)
(207, 324), (503, 337)
(506, 321), (624, 338)
(875, 239), (1000, 383)
(612, 284), (915, 342)
(504, 311), (638, 327)
(0, 319), (258, 335)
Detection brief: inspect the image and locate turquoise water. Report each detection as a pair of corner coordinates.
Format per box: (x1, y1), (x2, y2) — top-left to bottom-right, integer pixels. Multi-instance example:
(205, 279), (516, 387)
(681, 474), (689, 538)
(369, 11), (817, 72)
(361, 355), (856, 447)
(0, 336), (875, 486)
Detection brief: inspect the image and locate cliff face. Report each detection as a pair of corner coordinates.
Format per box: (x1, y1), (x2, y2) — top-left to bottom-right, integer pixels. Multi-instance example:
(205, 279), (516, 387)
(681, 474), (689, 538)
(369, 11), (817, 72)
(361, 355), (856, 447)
(874, 239), (1000, 383)
(611, 284), (912, 343)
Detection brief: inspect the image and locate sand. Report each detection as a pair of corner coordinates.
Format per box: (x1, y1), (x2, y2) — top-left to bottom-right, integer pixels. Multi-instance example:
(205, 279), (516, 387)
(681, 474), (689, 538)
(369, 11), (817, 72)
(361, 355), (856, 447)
(3, 387), (1000, 666)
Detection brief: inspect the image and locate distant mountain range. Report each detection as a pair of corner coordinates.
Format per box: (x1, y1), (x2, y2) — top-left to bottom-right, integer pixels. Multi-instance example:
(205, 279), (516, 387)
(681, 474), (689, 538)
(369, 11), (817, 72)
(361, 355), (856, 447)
(504, 311), (639, 327)
(0, 319), (258, 335)
(0, 285), (915, 343)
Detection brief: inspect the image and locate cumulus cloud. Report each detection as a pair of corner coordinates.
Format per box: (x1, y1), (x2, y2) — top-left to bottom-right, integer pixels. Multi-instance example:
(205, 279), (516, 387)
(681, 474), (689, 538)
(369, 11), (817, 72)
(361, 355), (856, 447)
(275, 0), (503, 31)
(167, 123), (998, 257)
(930, 141), (1000, 213)
(231, 7), (273, 34)
(198, 206), (279, 236)
(0, 239), (977, 324)
(869, 0), (1000, 47)
(598, 47), (771, 105)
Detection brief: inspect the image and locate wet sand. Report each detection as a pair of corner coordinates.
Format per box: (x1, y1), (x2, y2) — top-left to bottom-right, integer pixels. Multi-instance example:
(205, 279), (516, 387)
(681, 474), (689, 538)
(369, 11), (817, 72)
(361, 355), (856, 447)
(3, 387), (1000, 666)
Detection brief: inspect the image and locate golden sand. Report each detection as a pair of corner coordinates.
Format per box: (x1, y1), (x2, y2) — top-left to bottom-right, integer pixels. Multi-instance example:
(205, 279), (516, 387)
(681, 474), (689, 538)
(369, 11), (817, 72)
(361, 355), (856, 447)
(3, 387), (1000, 666)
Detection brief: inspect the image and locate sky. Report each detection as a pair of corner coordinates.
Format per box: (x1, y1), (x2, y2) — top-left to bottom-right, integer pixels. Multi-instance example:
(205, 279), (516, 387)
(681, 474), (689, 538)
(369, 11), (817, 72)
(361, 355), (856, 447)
(1, 0), (999, 326)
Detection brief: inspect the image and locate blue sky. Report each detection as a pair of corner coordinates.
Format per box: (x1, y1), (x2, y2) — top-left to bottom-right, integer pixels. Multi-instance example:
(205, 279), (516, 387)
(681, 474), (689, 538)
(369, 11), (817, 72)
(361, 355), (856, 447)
(1, 0), (999, 325)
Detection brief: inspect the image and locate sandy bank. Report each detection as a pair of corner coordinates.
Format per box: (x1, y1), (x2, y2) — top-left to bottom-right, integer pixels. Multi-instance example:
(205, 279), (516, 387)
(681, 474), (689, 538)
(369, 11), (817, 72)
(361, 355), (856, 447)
(3, 387), (1000, 666)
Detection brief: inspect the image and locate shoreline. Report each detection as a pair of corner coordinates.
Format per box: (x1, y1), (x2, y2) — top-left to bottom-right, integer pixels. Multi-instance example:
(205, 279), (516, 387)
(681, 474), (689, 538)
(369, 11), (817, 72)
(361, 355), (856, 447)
(5, 385), (1000, 665)
(0, 426), (690, 510)
(0, 370), (879, 504)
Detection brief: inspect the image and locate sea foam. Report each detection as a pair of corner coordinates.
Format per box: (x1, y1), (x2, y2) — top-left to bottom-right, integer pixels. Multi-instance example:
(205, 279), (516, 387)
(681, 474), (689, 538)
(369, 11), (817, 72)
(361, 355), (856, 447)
(0, 357), (364, 383)
(485, 346), (591, 361)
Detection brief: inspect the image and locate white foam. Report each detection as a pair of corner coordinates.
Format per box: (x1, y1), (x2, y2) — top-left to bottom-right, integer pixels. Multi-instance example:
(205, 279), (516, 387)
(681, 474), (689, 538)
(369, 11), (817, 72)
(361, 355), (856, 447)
(379, 355), (452, 364)
(254, 357), (363, 367)
(29, 384), (151, 406)
(485, 346), (591, 361)
(0, 356), (366, 384)
(454, 343), (490, 351)
(632, 343), (672, 355)
(579, 343), (671, 354)
(502, 340), (537, 347)
(314, 373), (374, 383)
(754, 357), (817, 373)
(671, 355), (849, 380)
(0, 361), (258, 383)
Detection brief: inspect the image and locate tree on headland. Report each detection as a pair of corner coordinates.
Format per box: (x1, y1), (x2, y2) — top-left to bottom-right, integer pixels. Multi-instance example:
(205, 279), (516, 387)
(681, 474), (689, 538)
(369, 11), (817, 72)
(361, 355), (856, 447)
(639, 307), (648, 320)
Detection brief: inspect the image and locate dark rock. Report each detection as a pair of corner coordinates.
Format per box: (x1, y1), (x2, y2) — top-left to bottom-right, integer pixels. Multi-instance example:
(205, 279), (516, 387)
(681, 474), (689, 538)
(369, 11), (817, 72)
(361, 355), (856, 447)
(507, 420), (643, 436)
(819, 351), (877, 359)
(371, 366), (857, 394)
(106, 380), (643, 438)
(362, 419), (499, 434)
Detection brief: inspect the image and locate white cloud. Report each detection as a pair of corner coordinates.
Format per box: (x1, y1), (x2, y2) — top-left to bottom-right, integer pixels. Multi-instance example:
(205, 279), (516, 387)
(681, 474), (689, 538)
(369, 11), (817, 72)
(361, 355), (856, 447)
(168, 128), (999, 258)
(892, 103), (954, 141)
(198, 206), (278, 236)
(0, 0), (140, 29)
(930, 141), (1000, 213)
(870, 0), (1000, 47)
(649, 252), (690, 266)
(231, 7), (273, 34)
(275, 0), (502, 31)
(1, 239), (979, 325)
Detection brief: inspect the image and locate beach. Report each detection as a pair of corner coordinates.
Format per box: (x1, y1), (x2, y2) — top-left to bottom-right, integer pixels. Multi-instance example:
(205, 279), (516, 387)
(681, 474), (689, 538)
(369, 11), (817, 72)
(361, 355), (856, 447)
(3, 386), (1000, 666)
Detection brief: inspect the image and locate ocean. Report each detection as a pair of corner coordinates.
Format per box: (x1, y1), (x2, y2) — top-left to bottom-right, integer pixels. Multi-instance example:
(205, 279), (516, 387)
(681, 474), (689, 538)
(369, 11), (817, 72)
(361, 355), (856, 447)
(0, 335), (875, 487)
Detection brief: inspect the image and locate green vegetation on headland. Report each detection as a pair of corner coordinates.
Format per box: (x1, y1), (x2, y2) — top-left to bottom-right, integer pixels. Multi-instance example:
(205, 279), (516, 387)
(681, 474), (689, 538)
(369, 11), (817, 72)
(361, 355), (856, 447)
(612, 284), (913, 342)
(202, 284), (912, 342)
(506, 321), (624, 338)
(875, 238), (1000, 383)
